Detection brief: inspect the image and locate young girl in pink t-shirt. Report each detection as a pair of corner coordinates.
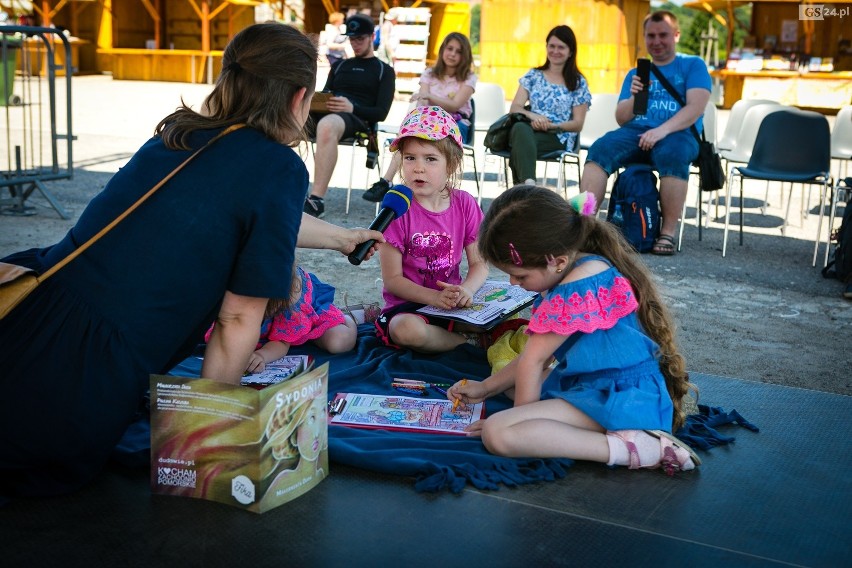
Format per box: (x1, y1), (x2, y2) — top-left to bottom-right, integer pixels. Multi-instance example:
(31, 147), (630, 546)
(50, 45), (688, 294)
(375, 106), (489, 353)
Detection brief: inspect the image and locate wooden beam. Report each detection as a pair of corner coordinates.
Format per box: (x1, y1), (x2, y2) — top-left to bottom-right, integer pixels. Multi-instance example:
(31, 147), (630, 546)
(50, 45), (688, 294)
(208, 1), (231, 20)
(138, 0), (162, 47)
(319, 0), (335, 18)
(139, 0), (161, 23)
(201, 1), (210, 52)
(185, 0), (203, 20)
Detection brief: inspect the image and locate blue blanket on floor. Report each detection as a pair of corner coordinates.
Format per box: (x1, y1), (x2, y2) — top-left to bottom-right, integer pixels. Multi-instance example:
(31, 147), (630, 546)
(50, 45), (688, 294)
(117, 325), (757, 493)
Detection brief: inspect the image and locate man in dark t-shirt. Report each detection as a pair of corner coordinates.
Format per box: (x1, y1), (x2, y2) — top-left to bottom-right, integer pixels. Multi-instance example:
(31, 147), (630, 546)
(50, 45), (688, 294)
(304, 13), (396, 218)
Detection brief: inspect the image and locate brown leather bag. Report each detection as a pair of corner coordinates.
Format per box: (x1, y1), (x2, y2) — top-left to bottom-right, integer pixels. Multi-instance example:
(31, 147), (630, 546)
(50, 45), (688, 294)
(0, 263), (39, 319)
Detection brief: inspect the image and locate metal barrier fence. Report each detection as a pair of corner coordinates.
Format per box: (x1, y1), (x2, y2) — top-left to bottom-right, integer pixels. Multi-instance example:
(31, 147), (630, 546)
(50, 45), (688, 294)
(0, 26), (74, 219)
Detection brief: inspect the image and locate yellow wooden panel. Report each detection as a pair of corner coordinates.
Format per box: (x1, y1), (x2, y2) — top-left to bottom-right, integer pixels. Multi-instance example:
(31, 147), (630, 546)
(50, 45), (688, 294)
(97, 49), (222, 83)
(427, 2), (471, 61)
(480, 0), (649, 96)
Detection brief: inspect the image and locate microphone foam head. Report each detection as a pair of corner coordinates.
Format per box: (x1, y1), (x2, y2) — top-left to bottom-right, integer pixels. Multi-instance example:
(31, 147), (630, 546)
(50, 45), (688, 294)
(381, 185), (413, 217)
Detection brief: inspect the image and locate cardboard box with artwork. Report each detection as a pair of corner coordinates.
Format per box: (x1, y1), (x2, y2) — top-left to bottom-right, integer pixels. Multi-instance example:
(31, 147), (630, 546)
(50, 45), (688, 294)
(150, 362), (329, 513)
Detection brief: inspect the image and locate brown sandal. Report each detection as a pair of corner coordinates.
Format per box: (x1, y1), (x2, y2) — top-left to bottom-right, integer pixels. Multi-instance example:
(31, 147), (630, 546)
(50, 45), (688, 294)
(651, 234), (676, 256)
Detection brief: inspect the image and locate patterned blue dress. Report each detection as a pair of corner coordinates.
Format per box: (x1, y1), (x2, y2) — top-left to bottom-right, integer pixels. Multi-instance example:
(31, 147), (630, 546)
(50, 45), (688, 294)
(519, 69), (592, 151)
(530, 256), (674, 432)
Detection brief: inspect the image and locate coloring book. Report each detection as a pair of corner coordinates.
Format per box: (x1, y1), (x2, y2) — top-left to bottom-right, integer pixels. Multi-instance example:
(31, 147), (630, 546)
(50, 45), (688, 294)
(415, 279), (537, 329)
(328, 392), (485, 435)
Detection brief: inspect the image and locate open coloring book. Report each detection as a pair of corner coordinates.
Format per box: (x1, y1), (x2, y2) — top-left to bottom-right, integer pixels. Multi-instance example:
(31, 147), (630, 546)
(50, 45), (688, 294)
(416, 279), (537, 329)
(328, 393), (485, 435)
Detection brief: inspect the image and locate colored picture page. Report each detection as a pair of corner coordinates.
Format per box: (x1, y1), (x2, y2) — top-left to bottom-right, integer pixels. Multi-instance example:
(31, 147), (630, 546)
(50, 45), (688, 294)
(415, 280), (537, 327)
(329, 393), (484, 435)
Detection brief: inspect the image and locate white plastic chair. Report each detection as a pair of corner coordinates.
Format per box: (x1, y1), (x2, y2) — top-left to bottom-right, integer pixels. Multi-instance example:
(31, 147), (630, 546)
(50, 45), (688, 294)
(680, 100), (721, 249)
(468, 82), (507, 204)
(716, 98), (779, 152)
(471, 82), (507, 132)
(717, 103), (791, 222)
(719, 103), (785, 167)
(830, 105), (852, 184)
(579, 93), (619, 153)
(307, 125), (382, 215)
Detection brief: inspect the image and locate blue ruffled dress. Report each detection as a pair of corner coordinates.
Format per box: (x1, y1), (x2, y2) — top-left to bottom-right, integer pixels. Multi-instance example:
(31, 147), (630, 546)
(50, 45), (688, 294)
(531, 255), (674, 432)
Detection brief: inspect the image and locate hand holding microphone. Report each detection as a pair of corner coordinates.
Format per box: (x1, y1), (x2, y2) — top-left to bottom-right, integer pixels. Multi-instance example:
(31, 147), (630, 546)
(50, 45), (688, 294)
(348, 185), (413, 265)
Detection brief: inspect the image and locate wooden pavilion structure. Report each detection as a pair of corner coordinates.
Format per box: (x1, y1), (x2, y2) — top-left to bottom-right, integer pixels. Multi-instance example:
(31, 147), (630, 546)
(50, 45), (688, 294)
(5, 0), (655, 97)
(684, 0), (852, 110)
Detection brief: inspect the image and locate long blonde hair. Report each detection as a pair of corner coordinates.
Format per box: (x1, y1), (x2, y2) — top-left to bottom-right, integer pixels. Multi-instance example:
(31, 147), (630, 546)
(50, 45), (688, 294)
(478, 185), (692, 430)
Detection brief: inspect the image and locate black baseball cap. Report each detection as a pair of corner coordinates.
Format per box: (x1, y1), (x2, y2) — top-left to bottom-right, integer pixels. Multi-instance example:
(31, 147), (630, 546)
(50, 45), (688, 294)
(344, 14), (374, 37)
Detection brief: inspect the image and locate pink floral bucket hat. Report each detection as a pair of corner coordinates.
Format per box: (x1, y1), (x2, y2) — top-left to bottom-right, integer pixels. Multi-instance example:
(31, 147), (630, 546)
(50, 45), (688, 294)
(389, 106), (463, 152)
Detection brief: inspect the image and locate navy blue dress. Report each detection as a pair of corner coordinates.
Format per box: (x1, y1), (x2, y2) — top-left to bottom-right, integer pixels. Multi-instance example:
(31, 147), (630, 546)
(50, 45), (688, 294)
(0, 126), (306, 497)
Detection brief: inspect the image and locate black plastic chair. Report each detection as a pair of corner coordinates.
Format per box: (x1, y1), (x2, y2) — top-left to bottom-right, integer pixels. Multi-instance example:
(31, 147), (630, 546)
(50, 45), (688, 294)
(722, 107), (833, 266)
(461, 98), (480, 198)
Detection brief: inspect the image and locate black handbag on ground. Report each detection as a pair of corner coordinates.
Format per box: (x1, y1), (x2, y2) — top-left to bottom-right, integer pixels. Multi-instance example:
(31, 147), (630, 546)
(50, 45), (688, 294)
(483, 112), (530, 153)
(651, 65), (725, 192)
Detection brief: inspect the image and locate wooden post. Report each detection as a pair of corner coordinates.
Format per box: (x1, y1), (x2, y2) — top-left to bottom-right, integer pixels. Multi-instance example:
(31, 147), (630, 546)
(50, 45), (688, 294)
(201, 1), (210, 53)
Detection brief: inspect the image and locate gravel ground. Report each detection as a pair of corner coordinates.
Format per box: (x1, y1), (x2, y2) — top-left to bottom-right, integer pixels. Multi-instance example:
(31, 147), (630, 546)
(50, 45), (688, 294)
(2, 75), (850, 396)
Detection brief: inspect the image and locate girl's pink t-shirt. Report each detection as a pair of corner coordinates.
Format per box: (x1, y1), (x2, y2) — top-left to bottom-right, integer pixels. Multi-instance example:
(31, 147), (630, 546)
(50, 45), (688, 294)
(419, 69), (477, 120)
(382, 189), (483, 310)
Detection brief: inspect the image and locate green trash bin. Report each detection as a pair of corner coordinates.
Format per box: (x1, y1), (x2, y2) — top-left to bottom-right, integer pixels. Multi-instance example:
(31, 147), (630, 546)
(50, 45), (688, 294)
(1, 35), (22, 106)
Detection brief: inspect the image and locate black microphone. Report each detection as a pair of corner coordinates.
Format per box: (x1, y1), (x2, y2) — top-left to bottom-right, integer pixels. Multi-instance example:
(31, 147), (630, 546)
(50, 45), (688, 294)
(633, 58), (651, 116)
(348, 184), (413, 265)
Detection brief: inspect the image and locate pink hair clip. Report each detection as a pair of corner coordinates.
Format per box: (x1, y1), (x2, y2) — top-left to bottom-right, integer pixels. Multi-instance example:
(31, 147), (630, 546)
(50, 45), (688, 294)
(545, 254), (557, 266)
(508, 243), (523, 266)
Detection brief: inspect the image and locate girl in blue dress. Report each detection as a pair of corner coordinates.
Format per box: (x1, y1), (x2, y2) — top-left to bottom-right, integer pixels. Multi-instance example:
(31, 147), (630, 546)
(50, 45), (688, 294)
(447, 185), (700, 474)
(206, 264), (357, 373)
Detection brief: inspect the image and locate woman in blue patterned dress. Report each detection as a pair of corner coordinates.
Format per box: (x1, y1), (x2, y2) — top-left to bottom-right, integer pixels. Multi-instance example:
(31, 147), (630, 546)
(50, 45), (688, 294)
(447, 186), (700, 474)
(507, 25), (592, 186)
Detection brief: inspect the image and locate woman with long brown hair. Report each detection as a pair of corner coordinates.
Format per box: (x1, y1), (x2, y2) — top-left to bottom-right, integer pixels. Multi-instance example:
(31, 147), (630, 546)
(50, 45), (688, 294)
(506, 25), (592, 186)
(0, 22), (382, 500)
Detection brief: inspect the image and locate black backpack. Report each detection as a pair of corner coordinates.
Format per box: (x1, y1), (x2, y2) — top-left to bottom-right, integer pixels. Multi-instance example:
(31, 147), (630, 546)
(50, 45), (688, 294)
(822, 185), (851, 283)
(606, 165), (661, 253)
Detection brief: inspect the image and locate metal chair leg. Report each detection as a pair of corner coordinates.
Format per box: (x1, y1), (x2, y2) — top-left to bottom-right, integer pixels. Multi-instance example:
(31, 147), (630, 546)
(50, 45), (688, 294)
(345, 139), (358, 215)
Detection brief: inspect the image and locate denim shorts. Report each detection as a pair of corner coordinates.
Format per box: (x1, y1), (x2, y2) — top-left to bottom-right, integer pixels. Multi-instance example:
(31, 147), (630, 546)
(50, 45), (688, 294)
(585, 124), (698, 181)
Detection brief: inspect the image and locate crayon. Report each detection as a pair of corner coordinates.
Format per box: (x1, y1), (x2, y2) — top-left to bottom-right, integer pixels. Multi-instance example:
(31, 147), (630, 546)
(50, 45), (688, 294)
(452, 379), (467, 412)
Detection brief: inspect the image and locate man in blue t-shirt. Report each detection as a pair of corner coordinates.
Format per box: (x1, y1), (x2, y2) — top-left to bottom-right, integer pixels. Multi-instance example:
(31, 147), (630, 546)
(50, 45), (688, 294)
(581, 10), (711, 255)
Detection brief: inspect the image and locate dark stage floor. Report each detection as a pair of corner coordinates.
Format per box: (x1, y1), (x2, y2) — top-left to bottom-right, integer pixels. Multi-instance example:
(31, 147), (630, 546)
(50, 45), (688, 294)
(1, 373), (849, 568)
